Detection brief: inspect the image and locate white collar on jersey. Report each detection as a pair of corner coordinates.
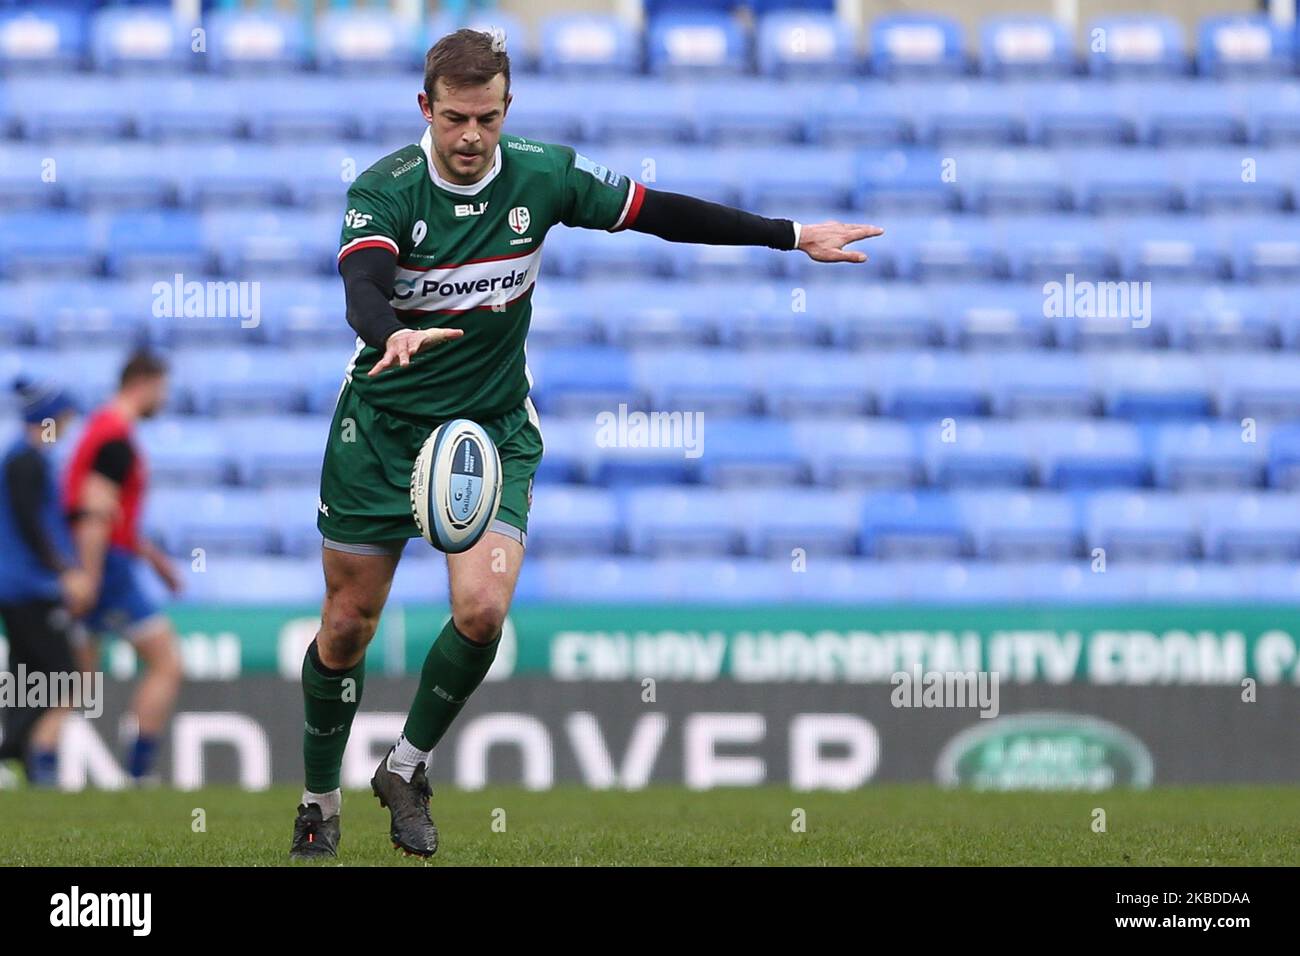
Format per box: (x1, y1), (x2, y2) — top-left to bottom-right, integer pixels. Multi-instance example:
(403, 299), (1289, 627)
(420, 127), (502, 196)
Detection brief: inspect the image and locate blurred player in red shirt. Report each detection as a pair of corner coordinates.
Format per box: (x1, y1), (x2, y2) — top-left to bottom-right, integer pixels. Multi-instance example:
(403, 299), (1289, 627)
(64, 351), (183, 783)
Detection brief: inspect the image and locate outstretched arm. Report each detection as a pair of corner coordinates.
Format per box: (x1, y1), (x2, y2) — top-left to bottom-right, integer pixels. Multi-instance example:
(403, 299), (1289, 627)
(623, 188), (883, 262)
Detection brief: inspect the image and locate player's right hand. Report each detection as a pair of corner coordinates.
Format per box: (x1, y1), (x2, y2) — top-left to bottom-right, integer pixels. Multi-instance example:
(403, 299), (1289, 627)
(60, 568), (97, 618)
(369, 328), (465, 377)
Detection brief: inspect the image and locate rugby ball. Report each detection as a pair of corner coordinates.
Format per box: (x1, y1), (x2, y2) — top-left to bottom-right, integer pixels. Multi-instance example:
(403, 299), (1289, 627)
(410, 419), (503, 553)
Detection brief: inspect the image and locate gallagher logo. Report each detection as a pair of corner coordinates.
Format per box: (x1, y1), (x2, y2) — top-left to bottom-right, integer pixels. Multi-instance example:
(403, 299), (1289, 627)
(508, 206), (531, 235)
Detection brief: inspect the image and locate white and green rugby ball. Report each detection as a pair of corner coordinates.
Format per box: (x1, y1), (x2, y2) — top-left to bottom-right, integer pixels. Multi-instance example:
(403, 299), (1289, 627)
(410, 419), (503, 553)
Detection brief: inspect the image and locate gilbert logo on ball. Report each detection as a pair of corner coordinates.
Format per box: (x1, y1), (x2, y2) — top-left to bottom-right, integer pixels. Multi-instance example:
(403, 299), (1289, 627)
(410, 419), (503, 553)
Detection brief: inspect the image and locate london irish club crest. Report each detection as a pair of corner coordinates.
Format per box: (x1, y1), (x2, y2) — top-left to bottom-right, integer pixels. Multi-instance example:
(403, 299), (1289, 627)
(508, 206), (531, 234)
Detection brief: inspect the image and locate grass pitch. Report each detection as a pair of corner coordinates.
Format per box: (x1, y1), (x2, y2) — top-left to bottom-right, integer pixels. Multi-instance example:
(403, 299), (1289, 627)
(1, 784), (1297, 866)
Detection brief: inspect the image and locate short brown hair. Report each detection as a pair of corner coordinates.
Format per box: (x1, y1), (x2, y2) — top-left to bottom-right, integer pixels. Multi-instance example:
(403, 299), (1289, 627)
(424, 28), (511, 102)
(120, 349), (167, 388)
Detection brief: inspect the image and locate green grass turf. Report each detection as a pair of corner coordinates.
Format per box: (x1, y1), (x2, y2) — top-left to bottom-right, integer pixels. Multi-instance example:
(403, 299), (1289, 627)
(1, 784), (1297, 866)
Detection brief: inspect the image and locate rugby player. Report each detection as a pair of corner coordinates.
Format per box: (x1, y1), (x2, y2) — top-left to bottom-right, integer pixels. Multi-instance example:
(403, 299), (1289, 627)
(292, 28), (882, 859)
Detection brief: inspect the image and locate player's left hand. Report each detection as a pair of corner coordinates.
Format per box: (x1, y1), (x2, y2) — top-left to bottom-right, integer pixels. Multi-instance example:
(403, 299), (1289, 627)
(370, 328), (466, 377)
(798, 221), (885, 263)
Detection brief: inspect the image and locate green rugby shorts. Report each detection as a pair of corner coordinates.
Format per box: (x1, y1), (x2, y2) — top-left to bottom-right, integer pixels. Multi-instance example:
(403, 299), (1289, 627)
(317, 381), (544, 554)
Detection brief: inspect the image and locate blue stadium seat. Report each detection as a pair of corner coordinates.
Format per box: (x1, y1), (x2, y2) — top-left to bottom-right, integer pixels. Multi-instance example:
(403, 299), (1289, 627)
(176, 353), (306, 417)
(1027, 419), (1149, 489)
(7, 74), (133, 139)
(1085, 491), (1202, 561)
(869, 13), (965, 77)
(1143, 83), (1246, 146)
(1197, 15), (1295, 77)
(1151, 421), (1264, 490)
(1184, 146), (1294, 213)
(998, 217), (1115, 281)
(979, 16), (1074, 77)
(107, 210), (208, 278)
(539, 14), (639, 75)
(136, 416), (234, 486)
(528, 416), (594, 485)
(1213, 355), (1300, 421)
(806, 89), (912, 146)
(647, 12), (750, 75)
(0, 144), (64, 208)
(1086, 16), (1187, 77)
(1094, 352), (1213, 420)
(791, 418), (920, 488)
(1248, 84), (1300, 145)
(33, 279), (150, 349)
(738, 487), (863, 557)
(91, 7), (189, 72)
(529, 281), (612, 347)
(527, 484), (622, 555)
(0, 8), (86, 70)
(1265, 425), (1300, 489)
(519, 556), (801, 604)
(756, 12), (857, 77)
(854, 148), (960, 216)
(147, 487), (279, 556)
(1162, 285), (1283, 351)
(960, 150), (1071, 214)
(938, 282), (1051, 348)
(695, 418), (805, 486)
(0, 210), (99, 277)
(696, 95), (807, 145)
(205, 11), (309, 73)
(316, 10), (414, 73)
(622, 486), (745, 556)
(1198, 491), (1300, 561)
(824, 284), (941, 351)
(879, 214), (1005, 280)
(762, 350), (875, 416)
(180, 557), (322, 604)
(921, 419), (1037, 487)
(954, 490), (1081, 560)
(215, 415), (323, 484)
(62, 146), (176, 209)
(264, 483), (326, 557)
(631, 349), (762, 417)
(202, 209), (337, 278)
(860, 490), (968, 559)
(1077, 152), (1183, 213)
(867, 350), (989, 419)
(1230, 218), (1300, 281)
(742, 144), (856, 210)
(527, 346), (637, 416)
(1021, 82), (1135, 146)
(916, 82), (1028, 145)
(258, 279), (352, 351)
(176, 142), (286, 208)
(0, 283), (30, 345)
(559, 227), (680, 280)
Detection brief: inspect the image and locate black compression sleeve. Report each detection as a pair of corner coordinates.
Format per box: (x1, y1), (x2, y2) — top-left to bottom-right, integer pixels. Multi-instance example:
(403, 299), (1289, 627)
(339, 246), (406, 350)
(92, 439), (133, 485)
(626, 188), (798, 250)
(5, 449), (69, 574)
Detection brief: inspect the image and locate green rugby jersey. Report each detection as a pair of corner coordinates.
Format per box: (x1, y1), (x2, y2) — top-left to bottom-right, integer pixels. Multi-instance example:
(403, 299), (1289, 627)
(337, 129), (645, 422)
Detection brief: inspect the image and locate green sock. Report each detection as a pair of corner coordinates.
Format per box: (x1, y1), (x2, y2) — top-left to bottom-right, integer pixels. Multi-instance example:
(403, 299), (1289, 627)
(403, 618), (500, 752)
(301, 639), (365, 793)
